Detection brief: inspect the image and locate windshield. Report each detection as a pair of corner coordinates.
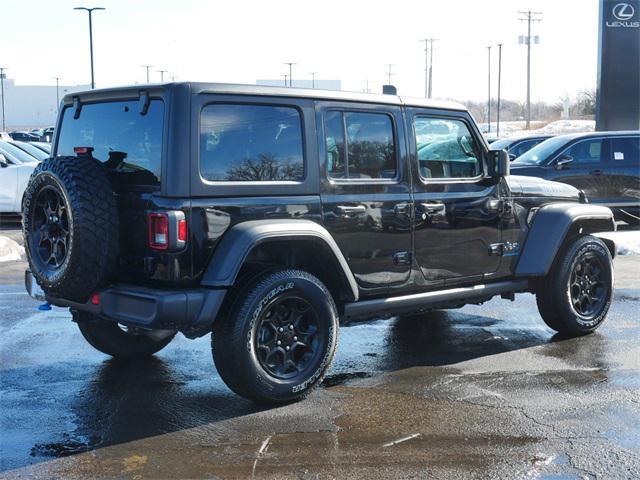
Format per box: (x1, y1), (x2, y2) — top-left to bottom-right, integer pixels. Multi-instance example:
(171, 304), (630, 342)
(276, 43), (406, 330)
(512, 136), (569, 165)
(0, 140), (39, 163)
(11, 141), (48, 161)
(489, 138), (513, 150)
(56, 99), (164, 187)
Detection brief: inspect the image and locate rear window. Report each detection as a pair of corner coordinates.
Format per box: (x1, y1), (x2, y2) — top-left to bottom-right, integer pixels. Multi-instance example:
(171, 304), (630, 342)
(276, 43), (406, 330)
(200, 104), (304, 182)
(56, 100), (164, 187)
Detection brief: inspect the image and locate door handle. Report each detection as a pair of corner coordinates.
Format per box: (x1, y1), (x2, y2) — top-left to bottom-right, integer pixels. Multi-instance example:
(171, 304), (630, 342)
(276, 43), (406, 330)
(336, 205), (366, 216)
(419, 202), (445, 215)
(590, 169), (603, 176)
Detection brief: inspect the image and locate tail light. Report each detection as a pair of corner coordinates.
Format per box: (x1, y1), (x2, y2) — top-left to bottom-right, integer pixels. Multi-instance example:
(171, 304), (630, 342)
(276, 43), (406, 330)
(147, 211), (187, 251)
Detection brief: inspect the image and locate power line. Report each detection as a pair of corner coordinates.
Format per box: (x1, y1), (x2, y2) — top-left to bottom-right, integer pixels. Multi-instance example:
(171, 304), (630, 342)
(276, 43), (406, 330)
(519, 10), (542, 129)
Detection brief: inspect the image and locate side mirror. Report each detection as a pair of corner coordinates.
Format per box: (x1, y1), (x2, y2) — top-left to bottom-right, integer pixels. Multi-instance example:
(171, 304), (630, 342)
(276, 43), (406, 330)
(555, 154), (573, 170)
(488, 149), (510, 178)
(0, 154), (8, 168)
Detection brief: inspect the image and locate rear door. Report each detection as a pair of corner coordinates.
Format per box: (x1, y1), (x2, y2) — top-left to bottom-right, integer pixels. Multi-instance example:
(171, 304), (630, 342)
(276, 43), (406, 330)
(318, 102), (412, 292)
(551, 137), (607, 202)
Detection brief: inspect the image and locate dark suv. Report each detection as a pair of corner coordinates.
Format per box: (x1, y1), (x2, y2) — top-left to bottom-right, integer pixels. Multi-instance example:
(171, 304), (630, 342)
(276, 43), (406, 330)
(511, 131), (640, 225)
(23, 83), (617, 404)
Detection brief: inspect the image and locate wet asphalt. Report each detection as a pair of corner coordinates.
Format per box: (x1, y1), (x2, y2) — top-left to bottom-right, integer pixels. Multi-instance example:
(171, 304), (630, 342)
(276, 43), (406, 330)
(1, 225), (639, 479)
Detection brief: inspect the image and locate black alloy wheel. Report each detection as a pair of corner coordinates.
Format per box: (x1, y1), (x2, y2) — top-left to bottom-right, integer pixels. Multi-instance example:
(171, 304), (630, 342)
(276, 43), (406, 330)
(30, 185), (70, 271)
(568, 252), (607, 320)
(255, 296), (323, 379)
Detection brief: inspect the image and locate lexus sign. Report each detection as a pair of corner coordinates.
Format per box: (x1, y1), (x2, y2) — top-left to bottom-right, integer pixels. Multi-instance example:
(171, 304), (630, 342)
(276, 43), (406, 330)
(607, 2), (640, 26)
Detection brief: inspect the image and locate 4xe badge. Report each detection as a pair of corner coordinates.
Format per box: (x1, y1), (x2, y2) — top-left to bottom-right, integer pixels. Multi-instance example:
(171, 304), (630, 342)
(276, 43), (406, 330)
(607, 2), (640, 28)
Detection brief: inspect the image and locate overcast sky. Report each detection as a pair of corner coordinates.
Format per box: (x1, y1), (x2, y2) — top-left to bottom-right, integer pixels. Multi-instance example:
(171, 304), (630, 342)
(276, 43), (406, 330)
(1, 0), (599, 103)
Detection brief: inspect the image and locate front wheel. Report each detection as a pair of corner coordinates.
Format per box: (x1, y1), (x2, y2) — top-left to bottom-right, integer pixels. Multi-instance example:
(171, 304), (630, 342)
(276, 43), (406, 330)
(212, 269), (338, 404)
(536, 235), (613, 335)
(75, 311), (176, 358)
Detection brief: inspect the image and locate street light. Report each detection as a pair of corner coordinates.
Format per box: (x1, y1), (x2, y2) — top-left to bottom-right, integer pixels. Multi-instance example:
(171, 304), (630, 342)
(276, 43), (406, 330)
(53, 77), (62, 113)
(0, 66), (6, 131)
(74, 7), (105, 89)
(310, 72), (317, 89)
(284, 62), (296, 87)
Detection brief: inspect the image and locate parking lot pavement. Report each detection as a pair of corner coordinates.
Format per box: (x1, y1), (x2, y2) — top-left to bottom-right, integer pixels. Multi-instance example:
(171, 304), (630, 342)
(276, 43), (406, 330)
(0, 224), (639, 479)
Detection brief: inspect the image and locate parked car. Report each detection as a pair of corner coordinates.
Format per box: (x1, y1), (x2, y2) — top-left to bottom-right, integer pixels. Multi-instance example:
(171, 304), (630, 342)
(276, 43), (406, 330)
(0, 131), (12, 141)
(0, 141), (39, 214)
(490, 134), (554, 160)
(42, 127), (55, 142)
(30, 142), (51, 155)
(8, 140), (48, 161)
(9, 131), (40, 142)
(24, 83), (617, 404)
(511, 131), (640, 225)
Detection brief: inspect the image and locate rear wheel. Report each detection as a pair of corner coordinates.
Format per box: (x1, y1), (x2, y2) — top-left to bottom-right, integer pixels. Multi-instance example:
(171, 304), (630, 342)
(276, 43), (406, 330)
(75, 311), (175, 358)
(213, 269), (338, 404)
(536, 235), (613, 335)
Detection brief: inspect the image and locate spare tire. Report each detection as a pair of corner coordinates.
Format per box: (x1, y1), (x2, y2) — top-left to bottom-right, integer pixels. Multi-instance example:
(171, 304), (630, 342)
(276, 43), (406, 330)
(22, 156), (119, 302)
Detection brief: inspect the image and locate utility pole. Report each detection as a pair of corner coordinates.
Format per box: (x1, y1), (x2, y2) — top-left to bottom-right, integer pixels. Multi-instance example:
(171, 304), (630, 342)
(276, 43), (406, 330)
(519, 10), (542, 129)
(53, 76), (62, 113)
(496, 43), (503, 138)
(284, 62), (296, 87)
(385, 64), (395, 85)
(487, 46), (491, 134)
(310, 72), (317, 88)
(157, 69), (167, 82)
(0, 67), (6, 131)
(141, 65), (153, 83)
(421, 39), (429, 97)
(427, 38), (437, 99)
(74, 7), (105, 89)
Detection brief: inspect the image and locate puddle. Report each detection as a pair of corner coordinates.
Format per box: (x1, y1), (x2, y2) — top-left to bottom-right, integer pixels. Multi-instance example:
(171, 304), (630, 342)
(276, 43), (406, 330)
(31, 434), (102, 458)
(322, 371), (371, 387)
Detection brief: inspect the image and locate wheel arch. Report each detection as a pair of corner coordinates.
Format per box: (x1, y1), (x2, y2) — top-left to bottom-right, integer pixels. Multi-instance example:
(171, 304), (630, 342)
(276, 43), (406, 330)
(201, 219), (359, 303)
(515, 203), (616, 277)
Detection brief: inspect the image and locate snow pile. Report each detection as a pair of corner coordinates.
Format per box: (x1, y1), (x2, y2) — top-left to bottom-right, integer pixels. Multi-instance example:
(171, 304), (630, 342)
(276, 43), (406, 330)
(0, 236), (25, 262)
(534, 120), (595, 135)
(598, 231), (640, 256)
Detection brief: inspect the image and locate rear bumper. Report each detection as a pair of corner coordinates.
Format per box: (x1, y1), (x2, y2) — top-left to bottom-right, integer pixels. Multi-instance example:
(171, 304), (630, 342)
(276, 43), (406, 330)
(25, 271), (226, 339)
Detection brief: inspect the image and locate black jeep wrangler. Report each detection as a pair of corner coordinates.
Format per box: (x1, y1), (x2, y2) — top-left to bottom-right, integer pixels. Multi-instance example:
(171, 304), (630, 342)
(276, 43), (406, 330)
(23, 83), (617, 404)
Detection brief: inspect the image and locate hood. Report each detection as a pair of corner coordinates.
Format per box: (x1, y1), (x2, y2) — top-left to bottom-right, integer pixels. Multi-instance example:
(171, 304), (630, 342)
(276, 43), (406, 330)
(507, 175), (581, 201)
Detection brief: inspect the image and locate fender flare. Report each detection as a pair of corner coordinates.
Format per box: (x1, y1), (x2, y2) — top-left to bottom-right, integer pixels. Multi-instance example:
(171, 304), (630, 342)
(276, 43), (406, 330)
(515, 203), (616, 277)
(200, 219), (359, 301)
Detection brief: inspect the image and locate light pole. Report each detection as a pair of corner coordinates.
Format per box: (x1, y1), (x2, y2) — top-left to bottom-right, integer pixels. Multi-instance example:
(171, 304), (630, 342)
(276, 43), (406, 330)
(385, 64), (395, 85)
(496, 44), (503, 138)
(487, 46), (491, 134)
(158, 69), (167, 82)
(0, 67), (6, 131)
(53, 76), (62, 113)
(141, 65), (153, 83)
(519, 10), (542, 129)
(74, 7), (105, 89)
(284, 62), (296, 87)
(281, 74), (288, 86)
(310, 72), (317, 88)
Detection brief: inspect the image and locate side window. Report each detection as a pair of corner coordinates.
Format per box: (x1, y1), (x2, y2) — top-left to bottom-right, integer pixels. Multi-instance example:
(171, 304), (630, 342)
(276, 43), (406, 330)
(414, 117), (481, 179)
(610, 137), (640, 163)
(200, 104), (304, 182)
(563, 139), (603, 164)
(324, 111), (396, 180)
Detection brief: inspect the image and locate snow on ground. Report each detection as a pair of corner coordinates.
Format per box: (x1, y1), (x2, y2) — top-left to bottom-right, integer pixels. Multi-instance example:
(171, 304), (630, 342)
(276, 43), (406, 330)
(0, 236), (25, 262)
(481, 119), (595, 140)
(599, 230), (640, 256)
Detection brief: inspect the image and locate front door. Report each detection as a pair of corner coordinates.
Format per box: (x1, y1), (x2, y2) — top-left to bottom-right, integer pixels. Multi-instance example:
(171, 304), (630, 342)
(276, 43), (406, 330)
(407, 110), (502, 285)
(551, 137), (607, 202)
(318, 103), (412, 292)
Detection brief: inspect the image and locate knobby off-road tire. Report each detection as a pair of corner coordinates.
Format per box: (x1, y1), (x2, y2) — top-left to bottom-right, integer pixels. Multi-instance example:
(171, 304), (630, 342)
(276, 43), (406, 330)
(75, 311), (175, 358)
(213, 269), (339, 404)
(536, 235), (613, 335)
(22, 156), (119, 302)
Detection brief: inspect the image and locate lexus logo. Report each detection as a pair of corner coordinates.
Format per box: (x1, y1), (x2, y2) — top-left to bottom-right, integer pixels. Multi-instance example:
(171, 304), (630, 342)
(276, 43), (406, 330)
(613, 3), (635, 20)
